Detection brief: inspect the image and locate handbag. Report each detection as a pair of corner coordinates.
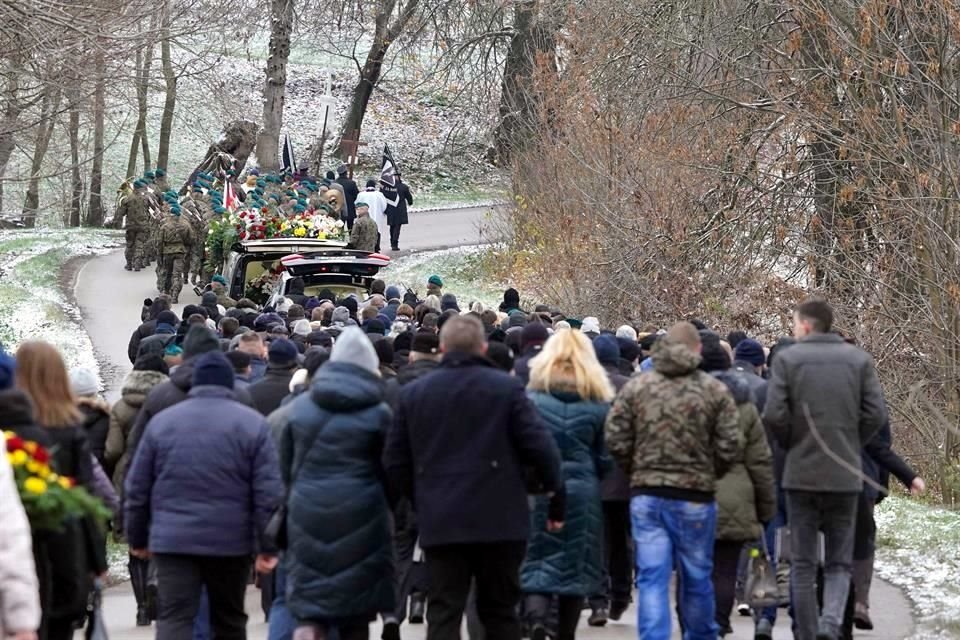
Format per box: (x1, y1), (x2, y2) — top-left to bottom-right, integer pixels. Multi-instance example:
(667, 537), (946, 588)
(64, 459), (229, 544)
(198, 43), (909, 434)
(744, 535), (780, 609)
(264, 425), (325, 550)
(85, 580), (109, 640)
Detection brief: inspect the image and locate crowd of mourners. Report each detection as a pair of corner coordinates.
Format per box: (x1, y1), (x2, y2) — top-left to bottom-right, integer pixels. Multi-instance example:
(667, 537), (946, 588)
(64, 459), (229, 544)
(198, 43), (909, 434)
(0, 275), (926, 640)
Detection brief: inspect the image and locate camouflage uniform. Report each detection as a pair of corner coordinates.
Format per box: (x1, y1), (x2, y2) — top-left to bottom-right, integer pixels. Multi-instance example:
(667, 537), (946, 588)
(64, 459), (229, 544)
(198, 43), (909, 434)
(349, 213), (379, 253)
(604, 337), (743, 494)
(157, 213), (195, 303)
(121, 192), (149, 270)
(180, 200), (208, 286)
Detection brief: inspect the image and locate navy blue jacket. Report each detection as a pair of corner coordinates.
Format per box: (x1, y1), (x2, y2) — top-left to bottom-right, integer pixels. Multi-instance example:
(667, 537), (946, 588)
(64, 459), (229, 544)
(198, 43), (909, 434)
(279, 362), (395, 620)
(384, 352), (563, 547)
(862, 420), (916, 501)
(124, 386), (283, 556)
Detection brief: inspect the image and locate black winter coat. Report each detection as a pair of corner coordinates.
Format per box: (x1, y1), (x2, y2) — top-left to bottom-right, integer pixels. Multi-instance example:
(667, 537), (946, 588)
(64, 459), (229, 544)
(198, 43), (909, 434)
(127, 319), (158, 364)
(337, 176), (360, 228)
(384, 352), (563, 547)
(382, 180), (413, 226)
(249, 365), (297, 416)
(600, 364), (631, 501)
(78, 398), (112, 476)
(125, 358), (254, 467)
(280, 362), (395, 620)
(862, 420), (917, 501)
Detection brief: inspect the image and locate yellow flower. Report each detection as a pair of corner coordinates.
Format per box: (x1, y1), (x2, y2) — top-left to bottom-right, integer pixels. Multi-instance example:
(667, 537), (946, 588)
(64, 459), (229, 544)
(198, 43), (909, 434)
(4, 430), (14, 438)
(293, 227), (306, 237)
(24, 477), (47, 494)
(9, 449), (27, 466)
(58, 477), (72, 489)
(23, 442), (37, 455)
(318, 232), (327, 240)
(26, 460), (41, 474)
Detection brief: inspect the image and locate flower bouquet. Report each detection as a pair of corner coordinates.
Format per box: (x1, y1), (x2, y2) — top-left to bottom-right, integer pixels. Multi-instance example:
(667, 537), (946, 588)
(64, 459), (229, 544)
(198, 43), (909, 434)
(245, 267), (282, 305)
(5, 431), (111, 532)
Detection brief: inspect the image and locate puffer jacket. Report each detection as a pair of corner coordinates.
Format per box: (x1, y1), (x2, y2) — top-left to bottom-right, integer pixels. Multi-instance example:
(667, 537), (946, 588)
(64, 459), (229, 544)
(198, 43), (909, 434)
(521, 390), (611, 596)
(280, 361), (395, 620)
(711, 371), (777, 541)
(77, 398), (111, 475)
(105, 370), (168, 494)
(605, 337), (743, 495)
(0, 438), (41, 640)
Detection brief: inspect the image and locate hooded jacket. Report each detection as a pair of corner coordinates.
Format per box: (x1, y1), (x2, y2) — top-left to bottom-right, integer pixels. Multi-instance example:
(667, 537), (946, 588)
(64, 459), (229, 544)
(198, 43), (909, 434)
(77, 397), (112, 474)
(710, 371), (776, 541)
(279, 362), (395, 619)
(105, 370), (168, 493)
(605, 337), (742, 497)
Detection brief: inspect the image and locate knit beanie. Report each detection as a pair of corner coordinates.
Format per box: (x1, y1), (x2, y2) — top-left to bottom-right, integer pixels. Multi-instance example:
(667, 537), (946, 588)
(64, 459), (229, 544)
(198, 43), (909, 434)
(592, 335), (621, 366)
(374, 339), (394, 366)
(734, 339), (766, 367)
(616, 325), (638, 342)
(69, 367), (99, 397)
(292, 319), (312, 337)
(268, 338), (299, 366)
(508, 310), (528, 329)
(520, 323), (549, 350)
(191, 351), (235, 389)
(700, 340), (732, 372)
(385, 286), (401, 301)
(183, 325), (221, 359)
(581, 317), (601, 335)
(332, 307), (351, 325)
(156, 310), (179, 328)
(502, 287), (520, 308)
(329, 327), (379, 375)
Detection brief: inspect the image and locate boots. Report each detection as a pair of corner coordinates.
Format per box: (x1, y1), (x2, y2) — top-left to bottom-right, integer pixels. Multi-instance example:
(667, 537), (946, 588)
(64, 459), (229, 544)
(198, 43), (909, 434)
(128, 555), (152, 626)
(853, 556), (874, 630)
(408, 593), (425, 624)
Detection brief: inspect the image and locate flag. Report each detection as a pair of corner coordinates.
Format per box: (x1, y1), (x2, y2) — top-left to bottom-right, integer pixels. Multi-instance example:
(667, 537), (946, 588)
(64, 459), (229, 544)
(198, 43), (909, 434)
(380, 145), (399, 188)
(281, 134), (296, 174)
(224, 180), (239, 212)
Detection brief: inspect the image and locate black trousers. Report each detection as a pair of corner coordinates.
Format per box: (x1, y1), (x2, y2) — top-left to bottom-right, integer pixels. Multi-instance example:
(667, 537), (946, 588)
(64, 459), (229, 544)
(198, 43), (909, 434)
(589, 501), (633, 610)
(389, 224), (402, 249)
(711, 540), (744, 634)
(425, 541), (527, 640)
(526, 594), (583, 640)
(154, 553), (251, 640)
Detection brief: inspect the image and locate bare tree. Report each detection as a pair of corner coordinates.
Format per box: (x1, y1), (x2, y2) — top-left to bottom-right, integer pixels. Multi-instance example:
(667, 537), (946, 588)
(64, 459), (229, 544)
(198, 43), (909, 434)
(87, 39), (107, 227)
(21, 61), (63, 228)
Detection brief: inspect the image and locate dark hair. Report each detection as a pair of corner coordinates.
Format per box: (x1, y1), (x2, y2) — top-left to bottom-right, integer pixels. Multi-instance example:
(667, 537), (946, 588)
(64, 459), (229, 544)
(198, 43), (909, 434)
(796, 298), (833, 333)
(225, 350), (251, 374)
(727, 330), (748, 349)
(371, 279), (386, 295)
(421, 312), (440, 332)
(485, 341), (514, 372)
(303, 348), (329, 378)
(437, 309), (459, 331)
(188, 313), (207, 325)
(219, 317), (240, 338)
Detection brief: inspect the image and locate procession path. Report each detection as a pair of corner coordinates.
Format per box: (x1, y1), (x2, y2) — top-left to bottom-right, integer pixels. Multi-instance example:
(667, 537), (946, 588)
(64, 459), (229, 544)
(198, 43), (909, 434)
(72, 205), (915, 639)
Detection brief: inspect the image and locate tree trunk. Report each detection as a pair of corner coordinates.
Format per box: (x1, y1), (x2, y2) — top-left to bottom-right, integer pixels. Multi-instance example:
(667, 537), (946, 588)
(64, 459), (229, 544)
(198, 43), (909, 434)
(87, 44), (106, 227)
(126, 36), (154, 179)
(156, 7), (176, 174)
(0, 49), (24, 216)
(257, 0), (295, 172)
(489, 0), (556, 166)
(67, 68), (82, 227)
(22, 76), (62, 228)
(336, 0), (420, 157)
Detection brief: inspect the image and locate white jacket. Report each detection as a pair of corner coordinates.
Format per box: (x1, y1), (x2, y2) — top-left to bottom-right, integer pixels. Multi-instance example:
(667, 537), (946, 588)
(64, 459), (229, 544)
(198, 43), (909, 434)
(356, 190), (389, 238)
(0, 438), (41, 637)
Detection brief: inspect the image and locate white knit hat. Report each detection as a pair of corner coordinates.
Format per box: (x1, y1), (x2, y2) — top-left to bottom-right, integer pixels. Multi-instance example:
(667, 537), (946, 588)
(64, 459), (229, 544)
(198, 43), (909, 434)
(69, 367), (99, 397)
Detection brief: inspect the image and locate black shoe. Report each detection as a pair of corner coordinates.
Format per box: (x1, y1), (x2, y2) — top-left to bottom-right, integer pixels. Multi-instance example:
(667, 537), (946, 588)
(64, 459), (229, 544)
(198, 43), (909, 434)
(409, 595), (425, 624)
(125, 265), (133, 271)
(530, 624), (548, 640)
(136, 607), (151, 627)
(391, 246), (400, 252)
(610, 601), (629, 621)
(588, 607), (609, 627)
(381, 622), (400, 640)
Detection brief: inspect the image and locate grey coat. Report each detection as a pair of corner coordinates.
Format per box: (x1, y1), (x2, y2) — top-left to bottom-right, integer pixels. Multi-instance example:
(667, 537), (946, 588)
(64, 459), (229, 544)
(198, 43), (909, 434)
(762, 333), (886, 493)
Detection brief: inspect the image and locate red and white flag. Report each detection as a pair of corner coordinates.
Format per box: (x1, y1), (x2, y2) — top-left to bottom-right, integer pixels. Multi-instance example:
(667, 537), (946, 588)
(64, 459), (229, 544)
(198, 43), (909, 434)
(224, 180), (239, 212)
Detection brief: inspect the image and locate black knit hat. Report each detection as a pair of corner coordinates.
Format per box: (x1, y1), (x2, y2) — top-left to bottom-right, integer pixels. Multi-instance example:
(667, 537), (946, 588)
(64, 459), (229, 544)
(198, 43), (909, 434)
(191, 351), (235, 389)
(183, 325), (220, 359)
(411, 332), (440, 355)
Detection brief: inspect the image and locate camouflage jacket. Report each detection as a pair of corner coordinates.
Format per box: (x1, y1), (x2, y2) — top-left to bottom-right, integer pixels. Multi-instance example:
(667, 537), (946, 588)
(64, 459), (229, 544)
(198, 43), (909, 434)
(349, 215), (378, 252)
(605, 337), (742, 495)
(121, 194), (148, 230)
(159, 216), (195, 255)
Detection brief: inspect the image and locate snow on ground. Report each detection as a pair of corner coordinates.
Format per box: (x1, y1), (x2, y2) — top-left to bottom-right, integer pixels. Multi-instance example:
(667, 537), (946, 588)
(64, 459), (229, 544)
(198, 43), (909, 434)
(381, 245), (506, 309)
(875, 497), (960, 639)
(0, 229), (121, 381)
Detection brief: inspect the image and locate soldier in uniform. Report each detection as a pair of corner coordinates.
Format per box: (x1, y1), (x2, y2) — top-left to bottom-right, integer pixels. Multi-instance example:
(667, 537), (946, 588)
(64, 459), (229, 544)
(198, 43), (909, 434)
(157, 203), (195, 303)
(121, 179), (150, 271)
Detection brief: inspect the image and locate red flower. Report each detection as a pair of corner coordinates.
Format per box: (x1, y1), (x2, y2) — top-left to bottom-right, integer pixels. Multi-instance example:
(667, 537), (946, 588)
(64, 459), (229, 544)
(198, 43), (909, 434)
(239, 231), (247, 240)
(5, 435), (24, 452)
(33, 445), (50, 464)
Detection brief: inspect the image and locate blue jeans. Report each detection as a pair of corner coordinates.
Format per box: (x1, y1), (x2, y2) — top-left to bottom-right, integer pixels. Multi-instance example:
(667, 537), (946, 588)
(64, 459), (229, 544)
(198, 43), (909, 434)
(631, 495), (718, 640)
(268, 560), (297, 640)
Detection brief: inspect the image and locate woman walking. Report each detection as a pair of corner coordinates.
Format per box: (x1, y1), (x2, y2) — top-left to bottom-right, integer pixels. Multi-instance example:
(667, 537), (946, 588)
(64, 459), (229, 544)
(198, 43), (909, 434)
(277, 328), (395, 640)
(522, 329), (614, 640)
(14, 341), (107, 640)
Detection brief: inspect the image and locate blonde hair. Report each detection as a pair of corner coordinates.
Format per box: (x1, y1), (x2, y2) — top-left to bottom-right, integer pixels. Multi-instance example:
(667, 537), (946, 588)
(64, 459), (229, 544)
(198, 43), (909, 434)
(528, 329), (615, 402)
(15, 341), (82, 428)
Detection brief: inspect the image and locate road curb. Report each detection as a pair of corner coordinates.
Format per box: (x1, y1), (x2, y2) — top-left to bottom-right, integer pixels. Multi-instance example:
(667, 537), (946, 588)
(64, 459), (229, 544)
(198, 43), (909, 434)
(409, 200), (506, 214)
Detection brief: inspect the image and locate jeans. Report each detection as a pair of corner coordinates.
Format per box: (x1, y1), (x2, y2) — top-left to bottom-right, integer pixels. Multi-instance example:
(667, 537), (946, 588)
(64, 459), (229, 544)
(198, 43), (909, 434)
(631, 495), (718, 640)
(268, 561), (297, 640)
(759, 492), (788, 625)
(589, 501), (633, 611)
(424, 541), (527, 640)
(154, 553), (251, 640)
(786, 491), (858, 640)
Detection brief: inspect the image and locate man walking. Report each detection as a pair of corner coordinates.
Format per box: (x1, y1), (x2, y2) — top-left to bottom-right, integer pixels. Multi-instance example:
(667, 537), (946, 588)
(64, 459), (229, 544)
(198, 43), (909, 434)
(122, 180), (149, 271)
(124, 351), (283, 640)
(348, 202), (379, 253)
(158, 206), (195, 303)
(605, 322), (741, 640)
(763, 299), (887, 640)
(384, 315), (564, 640)
(381, 173), (413, 252)
(356, 179), (389, 251)
(336, 164), (360, 230)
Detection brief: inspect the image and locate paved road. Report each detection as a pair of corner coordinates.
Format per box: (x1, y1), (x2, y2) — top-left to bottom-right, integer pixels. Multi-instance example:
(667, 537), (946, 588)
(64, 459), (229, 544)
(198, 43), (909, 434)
(73, 204), (915, 639)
